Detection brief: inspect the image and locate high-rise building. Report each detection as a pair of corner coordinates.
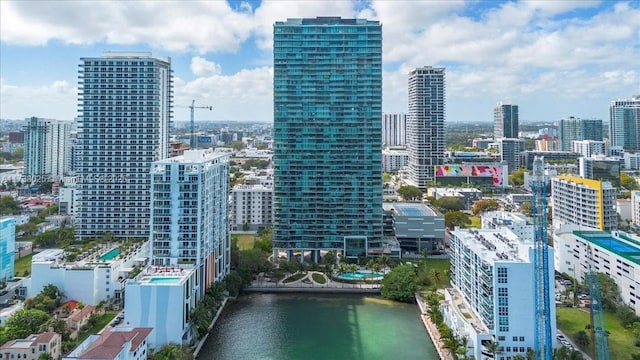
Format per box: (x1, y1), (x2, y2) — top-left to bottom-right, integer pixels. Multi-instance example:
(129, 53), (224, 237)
(406, 67), (446, 189)
(273, 17), (383, 261)
(494, 102), (519, 139)
(572, 139), (606, 158)
(498, 138), (526, 173)
(551, 176), (616, 231)
(382, 113), (407, 146)
(230, 184), (273, 231)
(610, 96), (640, 150)
(558, 116), (603, 151)
(442, 227), (556, 359)
(150, 150), (230, 289)
(77, 52), (172, 239)
(0, 218), (15, 282)
(23, 117), (71, 179)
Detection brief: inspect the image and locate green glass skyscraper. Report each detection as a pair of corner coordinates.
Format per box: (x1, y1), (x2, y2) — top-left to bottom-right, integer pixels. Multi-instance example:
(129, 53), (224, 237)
(273, 17), (383, 262)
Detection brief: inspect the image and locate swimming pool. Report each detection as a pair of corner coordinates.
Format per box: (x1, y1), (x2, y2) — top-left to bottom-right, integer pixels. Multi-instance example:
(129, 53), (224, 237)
(148, 277), (182, 284)
(98, 248), (120, 261)
(336, 271), (384, 280)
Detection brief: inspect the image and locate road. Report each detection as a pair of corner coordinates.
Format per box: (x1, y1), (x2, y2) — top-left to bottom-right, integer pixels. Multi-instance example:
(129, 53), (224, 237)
(0, 278), (24, 304)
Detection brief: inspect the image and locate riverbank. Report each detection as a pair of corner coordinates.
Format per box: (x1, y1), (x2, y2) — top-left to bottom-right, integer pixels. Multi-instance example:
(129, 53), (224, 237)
(246, 270), (382, 294)
(416, 293), (452, 360)
(245, 287), (380, 294)
(192, 297), (228, 358)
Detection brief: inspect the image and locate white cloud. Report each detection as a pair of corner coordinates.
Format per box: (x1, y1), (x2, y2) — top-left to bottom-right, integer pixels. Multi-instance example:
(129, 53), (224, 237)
(190, 57), (222, 77)
(0, 79), (77, 120)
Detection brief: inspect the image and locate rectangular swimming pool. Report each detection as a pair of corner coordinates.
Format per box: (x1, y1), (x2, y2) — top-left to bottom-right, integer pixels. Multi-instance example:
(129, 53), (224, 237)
(148, 277), (182, 284)
(98, 248), (120, 261)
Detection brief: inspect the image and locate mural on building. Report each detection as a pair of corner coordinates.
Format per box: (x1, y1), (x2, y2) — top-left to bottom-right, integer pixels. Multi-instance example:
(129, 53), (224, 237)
(435, 165), (505, 187)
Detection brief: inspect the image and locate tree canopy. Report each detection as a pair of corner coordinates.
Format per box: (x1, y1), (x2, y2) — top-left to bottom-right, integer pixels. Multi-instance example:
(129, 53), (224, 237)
(0, 196), (19, 215)
(397, 185), (422, 201)
(3, 309), (52, 340)
(471, 199), (500, 216)
(444, 211), (471, 230)
(381, 264), (418, 303)
(509, 168), (526, 186)
(431, 197), (465, 212)
(621, 172), (638, 190)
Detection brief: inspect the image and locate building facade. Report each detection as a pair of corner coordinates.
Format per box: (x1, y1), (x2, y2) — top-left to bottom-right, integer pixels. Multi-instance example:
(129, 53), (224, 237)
(23, 117), (71, 179)
(77, 52), (172, 239)
(551, 176), (616, 231)
(572, 140), (606, 158)
(150, 150), (230, 291)
(632, 191), (640, 228)
(230, 185), (273, 231)
(407, 67), (446, 189)
(382, 113), (407, 146)
(0, 332), (62, 360)
(273, 17), (383, 261)
(443, 228), (556, 360)
(558, 116), (603, 151)
(382, 147), (409, 172)
(64, 327), (152, 360)
(0, 218), (15, 282)
(498, 138), (526, 173)
(610, 96), (640, 150)
(481, 211), (534, 243)
(554, 227), (640, 315)
(578, 156), (621, 187)
(382, 202), (445, 254)
(494, 102), (519, 139)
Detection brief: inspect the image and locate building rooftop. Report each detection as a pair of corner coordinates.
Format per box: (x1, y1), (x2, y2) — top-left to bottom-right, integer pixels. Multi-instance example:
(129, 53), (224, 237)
(66, 327), (152, 360)
(0, 332), (58, 350)
(154, 149), (229, 165)
(573, 231), (640, 266)
(384, 202), (438, 217)
(131, 266), (194, 285)
(451, 228), (531, 263)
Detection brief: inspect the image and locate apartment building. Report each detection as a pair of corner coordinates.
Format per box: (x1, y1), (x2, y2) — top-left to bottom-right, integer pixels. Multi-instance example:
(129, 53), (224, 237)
(230, 184), (273, 231)
(551, 176), (616, 231)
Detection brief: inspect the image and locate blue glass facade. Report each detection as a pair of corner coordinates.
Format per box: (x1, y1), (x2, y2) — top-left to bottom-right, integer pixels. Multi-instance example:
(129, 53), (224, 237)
(273, 17), (383, 258)
(0, 218), (16, 281)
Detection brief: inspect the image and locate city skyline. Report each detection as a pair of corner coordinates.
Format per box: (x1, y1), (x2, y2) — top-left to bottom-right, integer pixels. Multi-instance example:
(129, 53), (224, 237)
(1, 1), (639, 123)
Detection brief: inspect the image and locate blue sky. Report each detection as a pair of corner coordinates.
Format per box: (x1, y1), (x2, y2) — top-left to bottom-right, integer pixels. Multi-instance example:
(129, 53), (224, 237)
(1, 0), (638, 124)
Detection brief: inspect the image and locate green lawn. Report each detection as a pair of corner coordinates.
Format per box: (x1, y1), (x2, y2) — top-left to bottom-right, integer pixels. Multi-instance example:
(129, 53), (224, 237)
(283, 272), (306, 283)
(465, 216), (481, 229)
(232, 234), (257, 250)
(14, 254), (32, 277)
(556, 307), (638, 360)
(312, 272), (326, 284)
(76, 312), (117, 344)
(424, 258), (451, 287)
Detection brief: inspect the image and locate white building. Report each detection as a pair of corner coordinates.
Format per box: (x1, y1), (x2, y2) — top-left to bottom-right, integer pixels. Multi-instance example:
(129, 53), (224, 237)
(125, 267), (198, 348)
(472, 138), (494, 149)
(406, 67), (445, 189)
(230, 184), (273, 231)
(443, 228), (556, 359)
(77, 52), (172, 240)
(25, 244), (149, 306)
(150, 150), (230, 292)
(64, 327), (152, 360)
(58, 183), (78, 217)
(554, 226), (640, 315)
(624, 152), (640, 170)
(551, 176), (616, 231)
(382, 147), (409, 172)
(481, 211), (534, 243)
(632, 191), (640, 227)
(23, 117), (71, 179)
(382, 113), (407, 146)
(572, 140), (606, 158)
(615, 199), (632, 225)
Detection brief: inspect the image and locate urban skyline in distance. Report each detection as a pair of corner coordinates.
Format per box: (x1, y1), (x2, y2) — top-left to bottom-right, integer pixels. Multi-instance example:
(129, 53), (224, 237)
(1, 0), (639, 123)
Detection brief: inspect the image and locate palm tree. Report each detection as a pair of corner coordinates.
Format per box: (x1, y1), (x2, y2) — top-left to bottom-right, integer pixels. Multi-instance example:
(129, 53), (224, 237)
(442, 336), (460, 359)
(513, 356), (525, 360)
(484, 341), (501, 359)
(526, 349), (536, 360)
(338, 262), (347, 276)
(377, 254), (389, 270)
(348, 263), (358, 277)
(552, 346), (569, 360)
(430, 269), (442, 288)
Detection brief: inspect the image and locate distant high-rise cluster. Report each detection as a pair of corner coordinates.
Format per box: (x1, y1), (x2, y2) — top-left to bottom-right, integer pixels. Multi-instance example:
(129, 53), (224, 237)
(494, 102), (519, 139)
(406, 66), (445, 189)
(382, 113), (407, 146)
(609, 95), (640, 150)
(273, 17), (383, 261)
(558, 116), (603, 151)
(76, 52), (173, 239)
(23, 117), (70, 178)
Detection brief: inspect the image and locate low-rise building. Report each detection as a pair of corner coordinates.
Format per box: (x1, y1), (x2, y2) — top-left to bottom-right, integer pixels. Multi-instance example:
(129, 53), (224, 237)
(64, 327), (152, 360)
(382, 202), (445, 254)
(24, 243), (149, 306)
(624, 152), (640, 170)
(443, 227), (556, 359)
(382, 147), (408, 172)
(124, 266), (199, 348)
(553, 227), (640, 315)
(0, 332), (62, 360)
(481, 211), (533, 243)
(578, 156), (621, 187)
(426, 187), (483, 210)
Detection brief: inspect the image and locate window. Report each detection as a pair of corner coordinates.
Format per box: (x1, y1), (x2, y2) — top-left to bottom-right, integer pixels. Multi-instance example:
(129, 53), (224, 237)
(519, 336), (524, 341)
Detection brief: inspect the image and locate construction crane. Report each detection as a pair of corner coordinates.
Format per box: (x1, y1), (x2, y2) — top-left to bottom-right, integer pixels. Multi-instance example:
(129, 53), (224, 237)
(531, 156), (553, 360)
(187, 100), (212, 150)
(585, 244), (610, 360)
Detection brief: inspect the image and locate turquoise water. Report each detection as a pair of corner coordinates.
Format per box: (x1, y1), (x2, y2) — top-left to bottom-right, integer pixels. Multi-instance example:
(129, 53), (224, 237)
(148, 277), (181, 284)
(338, 271), (384, 280)
(198, 293), (438, 360)
(98, 248), (120, 261)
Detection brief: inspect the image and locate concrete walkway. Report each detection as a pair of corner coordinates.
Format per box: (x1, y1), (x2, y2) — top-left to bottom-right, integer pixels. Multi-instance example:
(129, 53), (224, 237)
(415, 293), (454, 360)
(246, 271), (382, 293)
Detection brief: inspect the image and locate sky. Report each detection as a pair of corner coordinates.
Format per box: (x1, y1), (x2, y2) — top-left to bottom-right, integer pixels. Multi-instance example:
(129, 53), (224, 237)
(1, 0), (639, 124)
